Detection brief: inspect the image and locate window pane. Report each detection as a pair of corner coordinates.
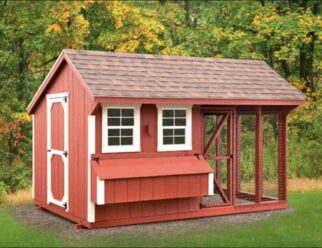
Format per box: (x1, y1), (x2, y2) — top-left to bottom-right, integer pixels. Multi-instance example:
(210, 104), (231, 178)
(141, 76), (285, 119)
(175, 129), (185, 136)
(122, 109), (134, 117)
(108, 129), (120, 136)
(174, 136), (185, 144)
(175, 110), (186, 117)
(108, 118), (120, 126)
(122, 117), (134, 126)
(121, 137), (133, 145)
(163, 110), (174, 117)
(175, 118), (186, 126)
(162, 118), (174, 126)
(108, 137), (120, 146)
(163, 129), (173, 136)
(108, 109), (120, 117)
(121, 129), (133, 136)
(163, 137), (173, 145)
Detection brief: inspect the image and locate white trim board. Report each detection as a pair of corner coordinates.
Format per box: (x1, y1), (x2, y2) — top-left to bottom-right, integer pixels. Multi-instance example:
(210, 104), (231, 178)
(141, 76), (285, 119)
(96, 178), (105, 205)
(32, 115), (35, 199)
(87, 115), (96, 222)
(46, 92), (69, 211)
(208, 173), (214, 196)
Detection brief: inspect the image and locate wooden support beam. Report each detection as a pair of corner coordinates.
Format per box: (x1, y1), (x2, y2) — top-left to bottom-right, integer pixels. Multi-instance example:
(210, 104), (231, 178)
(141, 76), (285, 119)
(236, 114), (241, 193)
(214, 177), (229, 203)
(278, 113), (288, 201)
(227, 113), (233, 203)
(255, 106), (264, 203)
(203, 113), (229, 157)
(215, 116), (222, 184)
(231, 108), (237, 205)
(207, 156), (231, 160)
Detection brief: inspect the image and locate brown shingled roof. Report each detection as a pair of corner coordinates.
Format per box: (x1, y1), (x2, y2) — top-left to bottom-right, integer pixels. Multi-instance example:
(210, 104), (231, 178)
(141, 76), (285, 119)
(64, 49), (305, 101)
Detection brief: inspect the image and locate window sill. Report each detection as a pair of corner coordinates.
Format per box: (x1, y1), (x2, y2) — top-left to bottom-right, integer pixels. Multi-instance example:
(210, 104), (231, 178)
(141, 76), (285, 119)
(102, 146), (141, 154)
(157, 145), (192, 152)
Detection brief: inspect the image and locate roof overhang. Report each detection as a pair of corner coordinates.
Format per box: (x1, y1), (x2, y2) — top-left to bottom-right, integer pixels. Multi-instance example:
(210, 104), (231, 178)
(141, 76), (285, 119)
(93, 96), (306, 107)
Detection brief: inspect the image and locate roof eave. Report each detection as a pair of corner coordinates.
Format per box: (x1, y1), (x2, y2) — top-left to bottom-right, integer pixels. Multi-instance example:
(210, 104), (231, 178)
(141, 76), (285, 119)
(93, 96), (306, 107)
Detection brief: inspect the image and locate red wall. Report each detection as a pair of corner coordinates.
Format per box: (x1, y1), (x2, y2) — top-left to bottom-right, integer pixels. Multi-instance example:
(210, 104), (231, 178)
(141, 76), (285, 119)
(33, 61), (94, 221)
(95, 104), (203, 158)
(105, 174), (208, 204)
(95, 197), (201, 222)
(93, 103), (205, 224)
(34, 61), (205, 224)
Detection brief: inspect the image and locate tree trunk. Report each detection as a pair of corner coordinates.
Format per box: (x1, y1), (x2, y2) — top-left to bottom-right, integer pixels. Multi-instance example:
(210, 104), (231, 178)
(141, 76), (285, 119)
(281, 60), (290, 78)
(183, 0), (191, 27)
(17, 37), (26, 103)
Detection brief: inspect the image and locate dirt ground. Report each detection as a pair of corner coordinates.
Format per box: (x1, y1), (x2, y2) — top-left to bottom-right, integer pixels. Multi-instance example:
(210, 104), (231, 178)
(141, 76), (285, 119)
(11, 204), (294, 240)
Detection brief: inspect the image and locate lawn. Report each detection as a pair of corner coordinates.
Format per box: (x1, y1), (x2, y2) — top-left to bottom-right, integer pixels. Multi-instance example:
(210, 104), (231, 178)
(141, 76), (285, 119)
(1, 190), (322, 247)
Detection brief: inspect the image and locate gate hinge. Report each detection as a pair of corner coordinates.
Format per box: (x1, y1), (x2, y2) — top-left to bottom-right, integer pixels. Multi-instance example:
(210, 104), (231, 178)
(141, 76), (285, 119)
(63, 202), (67, 210)
(63, 151), (68, 157)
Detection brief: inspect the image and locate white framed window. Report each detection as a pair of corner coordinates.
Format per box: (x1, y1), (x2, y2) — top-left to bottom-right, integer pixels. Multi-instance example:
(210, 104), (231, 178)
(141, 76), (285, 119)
(157, 105), (192, 152)
(102, 104), (141, 153)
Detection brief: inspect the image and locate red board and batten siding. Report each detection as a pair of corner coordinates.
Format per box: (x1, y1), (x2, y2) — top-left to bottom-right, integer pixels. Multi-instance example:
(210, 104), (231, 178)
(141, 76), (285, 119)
(94, 104), (203, 157)
(104, 174), (208, 204)
(95, 197), (201, 222)
(33, 61), (94, 221)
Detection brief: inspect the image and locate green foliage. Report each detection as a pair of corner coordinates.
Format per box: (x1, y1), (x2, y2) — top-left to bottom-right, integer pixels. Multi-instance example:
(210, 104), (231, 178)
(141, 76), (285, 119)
(0, 182), (7, 204)
(0, 0), (321, 192)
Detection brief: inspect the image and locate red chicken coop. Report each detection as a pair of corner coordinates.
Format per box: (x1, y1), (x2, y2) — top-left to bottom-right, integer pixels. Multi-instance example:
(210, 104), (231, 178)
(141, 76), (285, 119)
(27, 49), (305, 228)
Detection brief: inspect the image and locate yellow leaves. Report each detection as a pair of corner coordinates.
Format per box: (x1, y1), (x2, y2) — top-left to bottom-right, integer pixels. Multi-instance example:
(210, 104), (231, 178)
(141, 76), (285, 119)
(46, 23), (62, 33)
(99, 1), (165, 53)
(11, 112), (32, 123)
(45, 1), (92, 49)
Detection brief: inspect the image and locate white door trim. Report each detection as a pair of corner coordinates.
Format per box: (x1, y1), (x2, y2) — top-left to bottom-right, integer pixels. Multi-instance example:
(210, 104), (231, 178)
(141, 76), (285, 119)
(46, 92), (69, 211)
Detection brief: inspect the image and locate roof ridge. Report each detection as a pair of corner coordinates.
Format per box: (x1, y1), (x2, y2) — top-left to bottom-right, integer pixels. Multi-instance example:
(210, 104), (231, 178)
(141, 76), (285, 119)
(63, 49), (267, 64)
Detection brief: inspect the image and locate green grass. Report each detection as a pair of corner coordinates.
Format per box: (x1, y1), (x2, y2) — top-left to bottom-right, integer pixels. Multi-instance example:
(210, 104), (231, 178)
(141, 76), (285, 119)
(1, 191), (322, 247)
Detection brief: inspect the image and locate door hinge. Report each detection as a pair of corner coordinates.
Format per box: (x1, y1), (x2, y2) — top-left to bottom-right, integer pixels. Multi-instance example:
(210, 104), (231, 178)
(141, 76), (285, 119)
(64, 96), (67, 103)
(63, 151), (68, 157)
(63, 202), (67, 210)
(47, 149), (51, 152)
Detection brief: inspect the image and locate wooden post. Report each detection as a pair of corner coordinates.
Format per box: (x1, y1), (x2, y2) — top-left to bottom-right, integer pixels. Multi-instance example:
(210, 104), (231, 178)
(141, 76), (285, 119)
(235, 114), (241, 193)
(227, 114), (232, 202)
(216, 116), (221, 185)
(231, 108), (237, 205)
(255, 106), (263, 203)
(278, 113), (288, 201)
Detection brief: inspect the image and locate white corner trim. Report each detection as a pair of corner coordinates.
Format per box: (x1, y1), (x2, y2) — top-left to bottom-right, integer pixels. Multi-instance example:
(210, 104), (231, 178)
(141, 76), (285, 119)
(32, 115), (35, 199)
(208, 173), (214, 196)
(156, 104), (192, 152)
(46, 92), (69, 211)
(96, 178), (105, 205)
(87, 115), (96, 222)
(101, 104), (141, 153)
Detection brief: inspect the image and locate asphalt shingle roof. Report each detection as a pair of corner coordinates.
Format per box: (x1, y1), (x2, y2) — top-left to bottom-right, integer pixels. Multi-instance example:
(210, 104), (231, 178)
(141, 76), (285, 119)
(64, 49), (305, 101)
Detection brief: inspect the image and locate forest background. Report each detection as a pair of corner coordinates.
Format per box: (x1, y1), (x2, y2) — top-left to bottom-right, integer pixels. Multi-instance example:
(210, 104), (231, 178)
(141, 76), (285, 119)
(0, 0), (321, 200)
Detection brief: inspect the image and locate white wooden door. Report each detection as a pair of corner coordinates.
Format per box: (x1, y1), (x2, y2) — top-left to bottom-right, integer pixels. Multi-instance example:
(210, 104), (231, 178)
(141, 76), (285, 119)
(46, 93), (69, 210)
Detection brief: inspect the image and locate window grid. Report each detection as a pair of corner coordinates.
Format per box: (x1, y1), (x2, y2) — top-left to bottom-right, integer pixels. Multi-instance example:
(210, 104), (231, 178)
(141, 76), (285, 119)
(162, 109), (187, 145)
(107, 108), (135, 146)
